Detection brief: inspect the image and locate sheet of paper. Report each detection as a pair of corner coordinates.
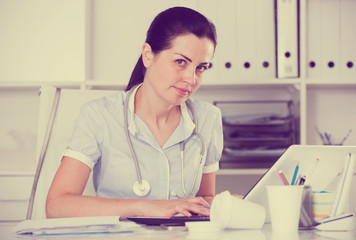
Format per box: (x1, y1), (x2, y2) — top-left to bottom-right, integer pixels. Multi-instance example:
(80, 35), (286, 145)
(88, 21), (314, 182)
(12, 216), (138, 235)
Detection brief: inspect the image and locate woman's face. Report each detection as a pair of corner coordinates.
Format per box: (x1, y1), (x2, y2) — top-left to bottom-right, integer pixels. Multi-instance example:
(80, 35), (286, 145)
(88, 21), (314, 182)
(142, 33), (215, 106)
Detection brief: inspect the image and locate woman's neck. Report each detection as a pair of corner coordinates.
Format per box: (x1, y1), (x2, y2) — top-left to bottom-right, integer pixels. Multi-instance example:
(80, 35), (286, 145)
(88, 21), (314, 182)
(134, 84), (181, 147)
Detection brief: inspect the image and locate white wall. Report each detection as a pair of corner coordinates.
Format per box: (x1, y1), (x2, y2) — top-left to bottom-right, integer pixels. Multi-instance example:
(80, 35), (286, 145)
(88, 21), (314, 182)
(0, 0), (86, 82)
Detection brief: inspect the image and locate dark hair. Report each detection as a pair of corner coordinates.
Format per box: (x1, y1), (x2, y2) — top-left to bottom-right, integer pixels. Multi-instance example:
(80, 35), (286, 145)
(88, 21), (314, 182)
(125, 7), (217, 91)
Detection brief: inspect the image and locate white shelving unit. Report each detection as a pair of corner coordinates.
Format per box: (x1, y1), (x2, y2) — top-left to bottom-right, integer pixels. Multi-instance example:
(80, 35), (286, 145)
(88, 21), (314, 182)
(0, 0), (355, 220)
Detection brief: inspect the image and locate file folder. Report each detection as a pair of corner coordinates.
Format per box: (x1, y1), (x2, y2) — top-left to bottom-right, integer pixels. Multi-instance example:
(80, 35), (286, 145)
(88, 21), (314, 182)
(255, 0), (275, 79)
(236, 0), (256, 80)
(275, 0), (299, 78)
(306, 0), (322, 79)
(197, 0), (219, 85)
(340, 0), (356, 80)
(320, 0), (340, 80)
(217, 0), (237, 84)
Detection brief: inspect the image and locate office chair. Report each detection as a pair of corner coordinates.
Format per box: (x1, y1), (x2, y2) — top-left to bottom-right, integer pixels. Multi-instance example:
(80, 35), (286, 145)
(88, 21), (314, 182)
(27, 86), (118, 219)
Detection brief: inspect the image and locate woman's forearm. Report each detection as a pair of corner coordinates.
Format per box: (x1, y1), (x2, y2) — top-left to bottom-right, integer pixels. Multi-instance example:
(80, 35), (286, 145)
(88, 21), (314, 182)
(46, 193), (142, 219)
(46, 194), (210, 219)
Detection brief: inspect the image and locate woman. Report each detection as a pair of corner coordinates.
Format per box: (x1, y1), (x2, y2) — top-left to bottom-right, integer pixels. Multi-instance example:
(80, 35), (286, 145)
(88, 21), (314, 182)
(46, 6), (223, 219)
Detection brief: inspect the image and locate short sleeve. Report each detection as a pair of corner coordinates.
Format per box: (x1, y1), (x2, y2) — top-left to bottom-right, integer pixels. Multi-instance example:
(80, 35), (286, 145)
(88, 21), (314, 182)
(62, 102), (103, 169)
(202, 108), (223, 173)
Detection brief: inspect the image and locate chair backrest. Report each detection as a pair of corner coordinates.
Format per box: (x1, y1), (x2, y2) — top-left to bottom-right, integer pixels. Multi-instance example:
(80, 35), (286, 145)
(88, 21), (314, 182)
(29, 86), (118, 219)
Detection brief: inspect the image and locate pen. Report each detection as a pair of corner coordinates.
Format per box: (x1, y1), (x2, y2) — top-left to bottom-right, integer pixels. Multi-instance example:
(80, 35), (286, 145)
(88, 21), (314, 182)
(340, 129), (352, 145)
(324, 132), (332, 145)
(305, 158), (319, 185)
(291, 162), (299, 185)
(274, 169), (286, 185)
(298, 175), (306, 185)
(278, 170), (290, 185)
(314, 126), (326, 144)
(295, 174), (301, 185)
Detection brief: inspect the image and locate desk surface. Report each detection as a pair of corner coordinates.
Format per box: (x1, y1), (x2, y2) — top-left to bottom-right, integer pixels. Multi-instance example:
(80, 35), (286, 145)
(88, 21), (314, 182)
(1, 220), (355, 240)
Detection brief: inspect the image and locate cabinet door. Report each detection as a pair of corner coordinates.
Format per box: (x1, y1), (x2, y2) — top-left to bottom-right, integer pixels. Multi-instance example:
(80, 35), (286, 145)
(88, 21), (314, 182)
(0, 176), (33, 221)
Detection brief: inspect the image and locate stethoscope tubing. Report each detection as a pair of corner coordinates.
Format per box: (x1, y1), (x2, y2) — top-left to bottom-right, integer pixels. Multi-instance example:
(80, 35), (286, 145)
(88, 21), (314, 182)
(124, 85), (205, 198)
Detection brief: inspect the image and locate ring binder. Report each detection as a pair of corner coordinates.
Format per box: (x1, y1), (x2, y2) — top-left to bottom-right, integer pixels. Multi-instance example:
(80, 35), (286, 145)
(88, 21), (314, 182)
(275, 0), (300, 78)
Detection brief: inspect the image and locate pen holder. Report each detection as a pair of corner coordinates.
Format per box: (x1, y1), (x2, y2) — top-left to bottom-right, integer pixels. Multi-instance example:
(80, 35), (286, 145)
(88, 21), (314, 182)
(299, 185), (315, 228)
(312, 191), (336, 223)
(312, 190), (349, 223)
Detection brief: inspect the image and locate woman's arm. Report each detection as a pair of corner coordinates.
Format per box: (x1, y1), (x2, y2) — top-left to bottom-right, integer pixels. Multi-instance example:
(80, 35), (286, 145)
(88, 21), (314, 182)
(46, 156), (210, 219)
(195, 172), (216, 205)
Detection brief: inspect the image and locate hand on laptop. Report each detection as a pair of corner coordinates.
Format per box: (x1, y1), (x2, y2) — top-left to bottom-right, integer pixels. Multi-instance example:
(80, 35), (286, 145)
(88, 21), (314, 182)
(134, 197), (210, 218)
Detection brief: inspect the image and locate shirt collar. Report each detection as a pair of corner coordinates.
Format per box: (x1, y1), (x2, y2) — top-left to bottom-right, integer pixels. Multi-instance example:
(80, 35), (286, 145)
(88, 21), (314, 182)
(181, 100), (196, 134)
(127, 84), (141, 135)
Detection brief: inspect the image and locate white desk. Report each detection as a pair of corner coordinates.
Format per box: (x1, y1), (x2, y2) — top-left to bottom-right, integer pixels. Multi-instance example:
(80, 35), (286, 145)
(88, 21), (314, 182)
(1, 221), (355, 240)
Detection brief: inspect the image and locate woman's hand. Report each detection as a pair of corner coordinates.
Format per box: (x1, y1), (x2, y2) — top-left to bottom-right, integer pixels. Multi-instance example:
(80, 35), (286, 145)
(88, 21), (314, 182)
(134, 197), (210, 218)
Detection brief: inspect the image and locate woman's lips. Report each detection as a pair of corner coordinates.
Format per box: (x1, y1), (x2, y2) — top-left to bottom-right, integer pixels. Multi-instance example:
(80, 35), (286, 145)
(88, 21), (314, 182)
(175, 87), (190, 96)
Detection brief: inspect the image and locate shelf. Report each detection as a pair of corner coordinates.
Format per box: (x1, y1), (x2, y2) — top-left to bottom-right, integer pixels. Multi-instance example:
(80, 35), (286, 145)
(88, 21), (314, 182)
(304, 80), (356, 86)
(84, 79), (302, 88)
(3, 78), (355, 90)
(84, 80), (126, 90)
(0, 171), (35, 177)
(0, 81), (83, 89)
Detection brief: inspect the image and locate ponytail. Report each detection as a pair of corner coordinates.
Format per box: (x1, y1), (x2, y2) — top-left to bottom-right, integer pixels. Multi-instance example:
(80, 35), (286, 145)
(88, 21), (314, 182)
(125, 55), (146, 91)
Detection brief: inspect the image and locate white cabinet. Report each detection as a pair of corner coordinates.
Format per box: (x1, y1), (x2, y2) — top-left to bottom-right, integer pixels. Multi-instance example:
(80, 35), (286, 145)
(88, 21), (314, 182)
(0, 88), (40, 173)
(0, 174), (34, 220)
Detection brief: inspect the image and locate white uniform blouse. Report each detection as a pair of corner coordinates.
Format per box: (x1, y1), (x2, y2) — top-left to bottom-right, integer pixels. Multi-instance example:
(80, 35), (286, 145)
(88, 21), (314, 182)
(62, 85), (223, 200)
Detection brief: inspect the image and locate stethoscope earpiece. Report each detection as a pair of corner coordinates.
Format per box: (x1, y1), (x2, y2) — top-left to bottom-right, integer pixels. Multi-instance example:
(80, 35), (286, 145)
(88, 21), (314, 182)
(133, 180), (151, 197)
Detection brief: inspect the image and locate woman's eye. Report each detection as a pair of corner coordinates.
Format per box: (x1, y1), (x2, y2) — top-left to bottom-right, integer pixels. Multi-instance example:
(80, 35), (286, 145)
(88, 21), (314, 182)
(176, 59), (186, 66)
(197, 65), (208, 72)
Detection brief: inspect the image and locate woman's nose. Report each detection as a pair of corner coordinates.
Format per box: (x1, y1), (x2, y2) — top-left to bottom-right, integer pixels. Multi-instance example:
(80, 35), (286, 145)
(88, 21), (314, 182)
(183, 68), (197, 86)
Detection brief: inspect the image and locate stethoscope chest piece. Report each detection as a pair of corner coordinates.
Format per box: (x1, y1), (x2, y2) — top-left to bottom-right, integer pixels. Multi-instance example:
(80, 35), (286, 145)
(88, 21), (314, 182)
(133, 180), (151, 197)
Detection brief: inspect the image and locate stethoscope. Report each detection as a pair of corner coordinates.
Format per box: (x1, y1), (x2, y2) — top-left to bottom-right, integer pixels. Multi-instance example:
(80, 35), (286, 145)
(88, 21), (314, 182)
(123, 86), (205, 197)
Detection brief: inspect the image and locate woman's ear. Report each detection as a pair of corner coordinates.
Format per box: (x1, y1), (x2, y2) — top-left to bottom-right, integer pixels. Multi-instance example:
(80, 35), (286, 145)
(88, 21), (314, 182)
(142, 43), (154, 68)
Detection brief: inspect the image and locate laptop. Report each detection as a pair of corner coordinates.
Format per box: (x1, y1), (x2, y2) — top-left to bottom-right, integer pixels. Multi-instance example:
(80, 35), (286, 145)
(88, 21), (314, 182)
(128, 145), (356, 225)
(127, 214), (209, 226)
(244, 144), (356, 222)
